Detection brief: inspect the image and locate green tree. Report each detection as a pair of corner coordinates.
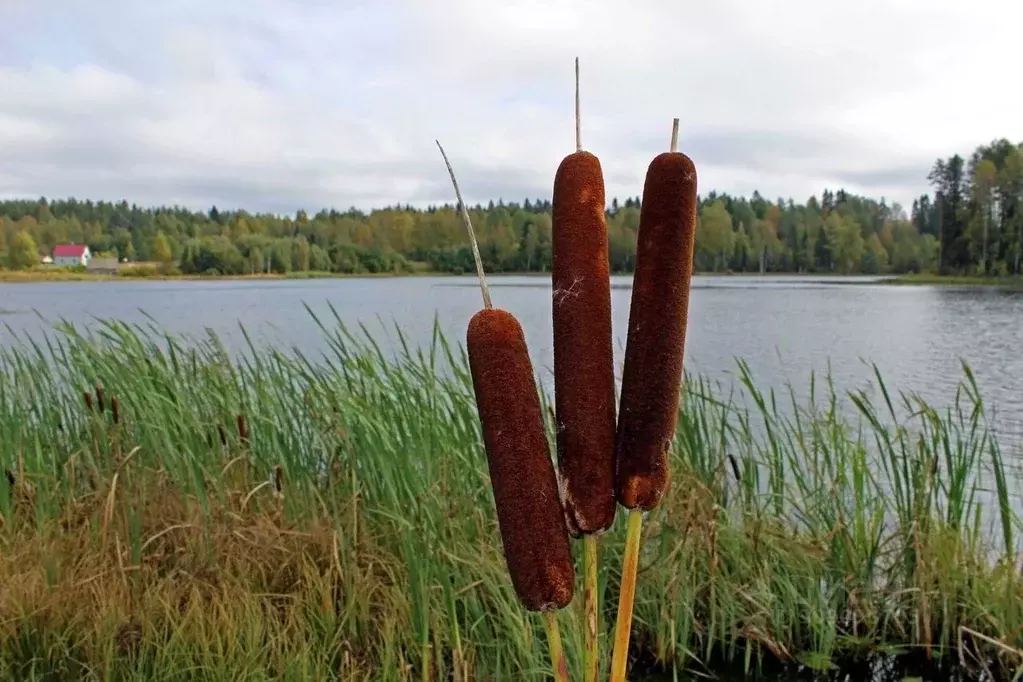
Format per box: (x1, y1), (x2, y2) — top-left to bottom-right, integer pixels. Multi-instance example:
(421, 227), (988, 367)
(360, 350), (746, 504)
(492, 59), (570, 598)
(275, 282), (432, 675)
(110, 227), (135, 262)
(271, 240), (292, 273)
(7, 231), (39, 269)
(521, 222), (539, 271)
(696, 201), (734, 271)
(997, 145), (1023, 274)
(292, 236), (311, 272)
(153, 231), (173, 267)
(309, 244), (331, 272)
(928, 155), (968, 272)
(4, 149), (1023, 280)
(249, 247), (264, 275)
(730, 223), (751, 271)
(861, 233), (889, 274)
(750, 218), (783, 273)
(971, 158), (998, 273)
(825, 213), (865, 274)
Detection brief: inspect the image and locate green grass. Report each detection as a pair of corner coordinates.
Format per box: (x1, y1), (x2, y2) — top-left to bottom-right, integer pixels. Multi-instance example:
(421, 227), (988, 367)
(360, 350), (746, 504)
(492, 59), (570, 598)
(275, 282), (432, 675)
(1, 310), (1022, 680)
(0, 268), (119, 282)
(0, 268), (430, 283)
(0, 261), (441, 283)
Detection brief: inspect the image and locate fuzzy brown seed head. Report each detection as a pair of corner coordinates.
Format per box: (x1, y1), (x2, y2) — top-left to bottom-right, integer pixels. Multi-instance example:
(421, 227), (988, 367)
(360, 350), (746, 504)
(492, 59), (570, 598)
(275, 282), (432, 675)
(111, 396), (120, 425)
(467, 308), (575, 611)
(615, 151), (697, 511)
(551, 150), (616, 535)
(237, 414), (248, 442)
(217, 423), (228, 447)
(95, 385), (105, 414)
(83, 392), (94, 413)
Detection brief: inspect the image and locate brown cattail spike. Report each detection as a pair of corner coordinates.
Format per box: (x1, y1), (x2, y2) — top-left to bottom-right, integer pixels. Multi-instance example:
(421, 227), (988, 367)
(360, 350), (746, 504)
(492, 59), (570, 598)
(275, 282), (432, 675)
(111, 396), (120, 425)
(217, 423), (227, 447)
(615, 149), (698, 511)
(237, 414), (248, 443)
(467, 308), (575, 612)
(552, 150), (616, 535)
(84, 391), (94, 413)
(95, 385), (105, 414)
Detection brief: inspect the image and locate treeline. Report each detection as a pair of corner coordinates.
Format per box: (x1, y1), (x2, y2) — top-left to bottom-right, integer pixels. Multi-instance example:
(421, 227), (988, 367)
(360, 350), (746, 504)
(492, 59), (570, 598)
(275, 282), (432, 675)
(1, 138), (1020, 276)
(0, 194), (934, 276)
(921, 138), (1023, 275)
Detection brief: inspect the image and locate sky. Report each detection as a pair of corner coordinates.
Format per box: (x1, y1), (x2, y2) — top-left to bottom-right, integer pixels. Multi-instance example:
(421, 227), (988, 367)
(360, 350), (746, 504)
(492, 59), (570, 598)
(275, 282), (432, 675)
(1, 0), (1022, 216)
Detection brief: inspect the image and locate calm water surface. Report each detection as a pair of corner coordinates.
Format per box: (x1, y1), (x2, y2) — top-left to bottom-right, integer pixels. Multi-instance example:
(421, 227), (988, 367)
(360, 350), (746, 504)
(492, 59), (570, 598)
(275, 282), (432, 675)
(2, 274), (1022, 438)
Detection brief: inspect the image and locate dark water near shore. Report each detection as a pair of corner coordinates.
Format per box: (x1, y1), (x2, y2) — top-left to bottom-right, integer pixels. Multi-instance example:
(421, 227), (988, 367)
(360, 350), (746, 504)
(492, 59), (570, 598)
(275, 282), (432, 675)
(2, 274), (1022, 440)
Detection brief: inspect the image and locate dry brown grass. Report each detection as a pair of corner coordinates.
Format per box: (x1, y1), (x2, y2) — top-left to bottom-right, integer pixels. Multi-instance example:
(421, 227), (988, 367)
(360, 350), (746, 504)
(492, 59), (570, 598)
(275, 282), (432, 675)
(0, 465), (407, 681)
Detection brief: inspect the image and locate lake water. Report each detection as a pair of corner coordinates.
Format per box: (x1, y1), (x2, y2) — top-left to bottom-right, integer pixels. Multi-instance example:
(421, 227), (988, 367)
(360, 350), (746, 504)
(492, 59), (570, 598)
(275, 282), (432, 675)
(2, 274), (1022, 443)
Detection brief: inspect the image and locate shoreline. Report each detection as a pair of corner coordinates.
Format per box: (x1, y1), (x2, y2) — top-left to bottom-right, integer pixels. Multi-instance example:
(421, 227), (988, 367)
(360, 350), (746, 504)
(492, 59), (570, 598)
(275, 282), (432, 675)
(3, 268), (1021, 289)
(0, 269), (455, 283)
(888, 272), (1023, 289)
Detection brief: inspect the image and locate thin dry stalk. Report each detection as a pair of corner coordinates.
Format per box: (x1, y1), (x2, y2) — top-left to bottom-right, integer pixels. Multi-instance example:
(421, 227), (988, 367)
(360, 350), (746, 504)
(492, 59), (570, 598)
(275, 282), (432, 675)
(575, 57), (581, 152)
(101, 447), (141, 547)
(435, 140), (492, 310)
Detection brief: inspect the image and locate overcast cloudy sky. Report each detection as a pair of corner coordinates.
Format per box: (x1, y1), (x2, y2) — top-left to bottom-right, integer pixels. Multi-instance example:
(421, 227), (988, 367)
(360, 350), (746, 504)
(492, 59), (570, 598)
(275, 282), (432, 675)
(2, 0), (1021, 215)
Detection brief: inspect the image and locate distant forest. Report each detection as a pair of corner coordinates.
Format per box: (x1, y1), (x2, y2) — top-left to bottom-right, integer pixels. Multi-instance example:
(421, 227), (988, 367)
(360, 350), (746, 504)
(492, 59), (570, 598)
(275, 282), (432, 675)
(2, 138), (1021, 277)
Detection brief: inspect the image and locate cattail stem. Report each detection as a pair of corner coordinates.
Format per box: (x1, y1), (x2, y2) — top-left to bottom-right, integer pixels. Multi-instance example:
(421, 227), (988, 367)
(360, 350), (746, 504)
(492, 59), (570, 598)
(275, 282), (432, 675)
(575, 57), (582, 152)
(670, 118), (679, 153)
(610, 509), (644, 682)
(543, 611), (569, 682)
(583, 534), (599, 682)
(436, 140), (492, 310)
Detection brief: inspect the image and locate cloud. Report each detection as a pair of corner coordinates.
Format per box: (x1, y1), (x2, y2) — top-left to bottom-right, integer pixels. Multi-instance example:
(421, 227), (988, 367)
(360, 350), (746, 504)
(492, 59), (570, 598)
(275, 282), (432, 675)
(1, 0), (1022, 214)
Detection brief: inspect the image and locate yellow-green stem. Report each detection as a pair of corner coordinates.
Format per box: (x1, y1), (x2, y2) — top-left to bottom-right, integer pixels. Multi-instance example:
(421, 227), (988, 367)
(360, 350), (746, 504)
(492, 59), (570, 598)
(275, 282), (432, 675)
(544, 610), (570, 682)
(611, 509), (644, 682)
(583, 534), (599, 682)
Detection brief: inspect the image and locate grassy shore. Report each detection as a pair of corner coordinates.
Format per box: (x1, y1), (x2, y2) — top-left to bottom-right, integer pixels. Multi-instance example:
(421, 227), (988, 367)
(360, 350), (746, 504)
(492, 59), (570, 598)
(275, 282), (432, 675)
(6, 265), (1023, 289)
(0, 268), (444, 283)
(1, 315), (1022, 681)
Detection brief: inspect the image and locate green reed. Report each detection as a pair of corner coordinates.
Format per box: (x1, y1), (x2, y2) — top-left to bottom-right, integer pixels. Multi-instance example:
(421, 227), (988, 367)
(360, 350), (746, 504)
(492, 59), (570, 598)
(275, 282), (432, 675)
(0, 308), (1021, 681)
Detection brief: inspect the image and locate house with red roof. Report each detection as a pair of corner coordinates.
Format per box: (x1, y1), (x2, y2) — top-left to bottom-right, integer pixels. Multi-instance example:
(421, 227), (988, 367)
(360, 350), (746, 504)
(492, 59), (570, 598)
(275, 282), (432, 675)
(52, 244), (92, 268)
